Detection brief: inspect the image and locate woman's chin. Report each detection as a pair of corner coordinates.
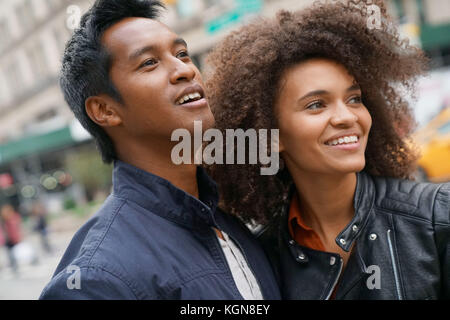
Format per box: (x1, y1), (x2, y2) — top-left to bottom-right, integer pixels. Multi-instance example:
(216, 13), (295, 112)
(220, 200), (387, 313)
(330, 160), (366, 175)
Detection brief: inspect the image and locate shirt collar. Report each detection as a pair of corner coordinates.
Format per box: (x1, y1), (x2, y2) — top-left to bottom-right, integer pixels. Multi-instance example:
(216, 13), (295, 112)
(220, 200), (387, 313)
(288, 193), (326, 252)
(282, 170), (375, 259)
(112, 160), (220, 229)
(288, 193), (314, 233)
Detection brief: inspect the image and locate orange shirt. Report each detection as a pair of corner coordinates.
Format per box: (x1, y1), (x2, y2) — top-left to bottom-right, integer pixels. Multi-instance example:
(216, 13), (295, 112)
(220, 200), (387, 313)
(288, 193), (339, 299)
(288, 193), (326, 251)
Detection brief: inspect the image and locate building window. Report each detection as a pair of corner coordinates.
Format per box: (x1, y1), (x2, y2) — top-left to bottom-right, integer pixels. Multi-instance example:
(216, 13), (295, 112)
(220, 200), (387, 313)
(15, 0), (36, 33)
(54, 24), (70, 55)
(26, 41), (48, 80)
(423, 0), (450, 25)
(0, 19), (11, 52)
(36, 108), (57, 122)
(5, 62), (24, 99)
(45, 0), (62, 13)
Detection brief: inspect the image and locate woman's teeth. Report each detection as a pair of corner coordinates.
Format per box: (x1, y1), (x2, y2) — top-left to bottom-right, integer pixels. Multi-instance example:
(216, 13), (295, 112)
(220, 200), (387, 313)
(326, 135), (359, 146)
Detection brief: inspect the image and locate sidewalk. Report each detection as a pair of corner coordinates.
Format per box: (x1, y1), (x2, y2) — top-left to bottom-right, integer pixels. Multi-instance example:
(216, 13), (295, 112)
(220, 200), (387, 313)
(0, 213), (88, 300)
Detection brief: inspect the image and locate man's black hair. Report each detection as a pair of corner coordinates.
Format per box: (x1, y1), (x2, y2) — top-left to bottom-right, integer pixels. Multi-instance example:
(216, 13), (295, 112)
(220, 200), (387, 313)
(60, 0), (165, 163)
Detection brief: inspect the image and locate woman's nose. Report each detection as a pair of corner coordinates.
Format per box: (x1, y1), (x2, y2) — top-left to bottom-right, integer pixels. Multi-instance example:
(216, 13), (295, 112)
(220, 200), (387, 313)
(330, 102), (358, 127)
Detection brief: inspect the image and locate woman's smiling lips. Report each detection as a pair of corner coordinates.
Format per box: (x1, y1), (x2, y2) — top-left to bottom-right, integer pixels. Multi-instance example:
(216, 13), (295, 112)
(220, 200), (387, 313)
(326, 140), (360, 150)
(324, 134), (361, 151)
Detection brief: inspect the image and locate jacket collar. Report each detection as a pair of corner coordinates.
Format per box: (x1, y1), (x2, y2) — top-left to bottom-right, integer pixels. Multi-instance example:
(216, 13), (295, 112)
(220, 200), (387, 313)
(112, 160), (220, 230)
(281, 171), (376, 262)
(336, 170), (375, 251)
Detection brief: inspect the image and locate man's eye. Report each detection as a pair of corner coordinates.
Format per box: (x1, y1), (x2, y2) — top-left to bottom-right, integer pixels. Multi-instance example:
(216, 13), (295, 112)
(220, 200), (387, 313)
(140, 58), (157, 68)
(177, 50), (190, 59)
(306, 101), (324, 110)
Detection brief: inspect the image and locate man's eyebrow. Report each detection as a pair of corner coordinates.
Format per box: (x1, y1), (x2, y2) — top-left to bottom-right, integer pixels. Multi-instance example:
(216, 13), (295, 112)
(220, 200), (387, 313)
(173, 37), (187, 48)
(128, 38), (188, 62)
(129, 45), (154, 61)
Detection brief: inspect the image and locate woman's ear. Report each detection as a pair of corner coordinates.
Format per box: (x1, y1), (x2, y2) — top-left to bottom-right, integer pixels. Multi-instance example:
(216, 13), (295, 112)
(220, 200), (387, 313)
(278, 138), (285, 153)
(85, 95), (122, 128)
(273, 133), (285, 153)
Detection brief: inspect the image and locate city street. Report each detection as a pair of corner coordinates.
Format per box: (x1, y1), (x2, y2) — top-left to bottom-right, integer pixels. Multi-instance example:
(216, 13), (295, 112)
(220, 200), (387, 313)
(0, 216), (86, 300)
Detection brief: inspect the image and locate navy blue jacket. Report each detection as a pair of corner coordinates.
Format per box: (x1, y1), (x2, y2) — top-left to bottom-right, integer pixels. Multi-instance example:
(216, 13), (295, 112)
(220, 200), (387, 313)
(39, 161), (280, 300)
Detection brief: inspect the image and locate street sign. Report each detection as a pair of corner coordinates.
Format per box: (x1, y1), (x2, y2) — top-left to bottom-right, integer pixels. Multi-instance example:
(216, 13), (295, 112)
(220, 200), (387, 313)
(206, 0), (263, 34)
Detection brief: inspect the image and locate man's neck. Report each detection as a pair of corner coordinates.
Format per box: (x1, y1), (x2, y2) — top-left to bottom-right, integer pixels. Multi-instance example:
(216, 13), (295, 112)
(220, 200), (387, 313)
(117, 142), (199, 199)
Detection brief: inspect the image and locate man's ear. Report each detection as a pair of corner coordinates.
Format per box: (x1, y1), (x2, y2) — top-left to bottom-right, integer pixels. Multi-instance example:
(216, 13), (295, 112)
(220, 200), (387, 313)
(85, 95), (122, 128)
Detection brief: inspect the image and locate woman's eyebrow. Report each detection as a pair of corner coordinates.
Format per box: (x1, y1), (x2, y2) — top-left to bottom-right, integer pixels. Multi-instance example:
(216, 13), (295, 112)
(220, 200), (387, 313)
(347, 84), (361, 92)
(297, 90), (328, 103)
(297, 84), (361, 103)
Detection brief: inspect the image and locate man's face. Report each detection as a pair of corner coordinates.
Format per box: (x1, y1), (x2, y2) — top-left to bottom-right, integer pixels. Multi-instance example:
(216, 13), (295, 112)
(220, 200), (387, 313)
(102, 17), (214, 145)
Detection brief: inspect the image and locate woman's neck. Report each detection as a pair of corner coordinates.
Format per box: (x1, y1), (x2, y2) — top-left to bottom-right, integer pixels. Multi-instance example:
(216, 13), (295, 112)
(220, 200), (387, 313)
(290, 169), (357, 245)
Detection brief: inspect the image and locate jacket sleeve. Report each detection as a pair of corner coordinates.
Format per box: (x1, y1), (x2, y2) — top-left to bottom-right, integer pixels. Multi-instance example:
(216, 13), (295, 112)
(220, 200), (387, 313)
(434, 183), (450, 300)
(39, 266), (139, 300)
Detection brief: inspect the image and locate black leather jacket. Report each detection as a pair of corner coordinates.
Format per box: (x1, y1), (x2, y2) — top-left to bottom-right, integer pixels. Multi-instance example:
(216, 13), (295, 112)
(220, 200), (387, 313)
(259, 171), (450, 300)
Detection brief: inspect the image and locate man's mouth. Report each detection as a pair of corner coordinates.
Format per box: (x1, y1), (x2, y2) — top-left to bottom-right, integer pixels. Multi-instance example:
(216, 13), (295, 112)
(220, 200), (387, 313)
(175, 83), (206, 106)
(176, 92), (203, 105)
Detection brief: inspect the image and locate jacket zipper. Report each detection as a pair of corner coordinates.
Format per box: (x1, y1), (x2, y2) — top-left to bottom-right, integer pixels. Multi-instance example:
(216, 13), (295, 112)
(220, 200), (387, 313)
(325, 257), (343, 300)
(387, 229), (403, 300)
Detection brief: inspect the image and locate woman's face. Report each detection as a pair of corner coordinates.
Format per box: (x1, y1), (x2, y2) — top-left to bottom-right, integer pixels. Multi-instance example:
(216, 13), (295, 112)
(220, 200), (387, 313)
(275, 58), (372, 175)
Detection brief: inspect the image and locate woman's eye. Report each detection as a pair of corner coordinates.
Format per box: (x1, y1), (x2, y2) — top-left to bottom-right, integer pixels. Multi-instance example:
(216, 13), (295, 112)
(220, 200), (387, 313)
(306, 101), (324, 110)
(348, 95), (362, 104)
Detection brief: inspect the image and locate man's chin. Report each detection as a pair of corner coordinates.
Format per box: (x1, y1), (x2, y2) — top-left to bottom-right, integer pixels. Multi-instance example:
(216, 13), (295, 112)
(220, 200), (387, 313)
(186, 112), (215, 132)
(201, 114), (215, 131)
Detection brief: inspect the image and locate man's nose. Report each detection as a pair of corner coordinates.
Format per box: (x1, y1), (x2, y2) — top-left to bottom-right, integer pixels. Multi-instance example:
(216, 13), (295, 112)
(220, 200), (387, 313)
(169, 57), (196, 84)
(330, 101), (358, 127)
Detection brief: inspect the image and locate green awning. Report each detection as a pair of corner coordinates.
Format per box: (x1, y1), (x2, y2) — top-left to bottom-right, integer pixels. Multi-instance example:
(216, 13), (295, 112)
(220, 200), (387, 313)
(0, 126), (75, 165)
(420, 23), (450, 51)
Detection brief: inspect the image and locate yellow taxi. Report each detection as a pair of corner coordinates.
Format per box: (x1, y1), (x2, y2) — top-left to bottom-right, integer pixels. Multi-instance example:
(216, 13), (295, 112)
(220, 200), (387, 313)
(413, 107), (450, 182)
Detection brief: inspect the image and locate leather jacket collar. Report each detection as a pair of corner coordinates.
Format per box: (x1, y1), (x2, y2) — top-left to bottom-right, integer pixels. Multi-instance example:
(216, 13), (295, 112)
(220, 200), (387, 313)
(281, 171), (375, 261)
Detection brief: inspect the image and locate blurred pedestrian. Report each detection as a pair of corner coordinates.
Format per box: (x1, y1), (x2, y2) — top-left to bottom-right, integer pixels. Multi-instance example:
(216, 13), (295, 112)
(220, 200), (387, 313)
(0, 220), (4, 270)
(0, 204), (23, 273)
(31, 201), (53, 254)
(0, 219), (4, 246)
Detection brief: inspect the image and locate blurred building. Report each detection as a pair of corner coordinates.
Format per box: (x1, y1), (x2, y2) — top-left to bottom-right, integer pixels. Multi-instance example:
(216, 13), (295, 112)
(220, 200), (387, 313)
(390, 0), (450, 67)
(0, 0), (449, 212)
(0, 0), (93, 212)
